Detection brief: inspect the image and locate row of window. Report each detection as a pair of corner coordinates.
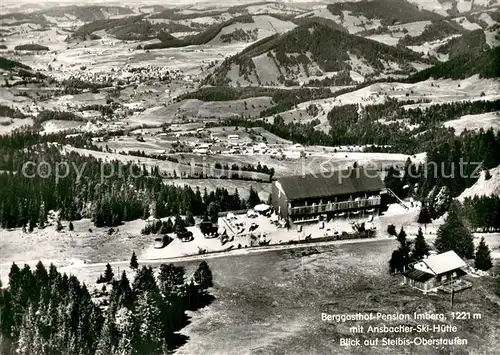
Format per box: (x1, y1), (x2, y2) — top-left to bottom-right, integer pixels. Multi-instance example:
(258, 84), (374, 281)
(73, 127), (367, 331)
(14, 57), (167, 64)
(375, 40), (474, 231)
(290, 198), (381, 215)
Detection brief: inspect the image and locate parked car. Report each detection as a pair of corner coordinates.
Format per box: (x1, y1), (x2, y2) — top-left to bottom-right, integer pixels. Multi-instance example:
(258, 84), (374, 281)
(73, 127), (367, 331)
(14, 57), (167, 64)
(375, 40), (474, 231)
(199, 221), (218, 236)
(247, 210), (258, 218)
(177, 229), (194, 242)
(324, 228), (339, 238)
(154, 235), (169, 249)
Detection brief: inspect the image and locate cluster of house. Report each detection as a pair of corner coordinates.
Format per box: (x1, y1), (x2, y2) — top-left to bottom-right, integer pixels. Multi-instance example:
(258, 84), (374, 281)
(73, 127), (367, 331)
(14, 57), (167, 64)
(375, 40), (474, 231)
(48, 64), (185, 87)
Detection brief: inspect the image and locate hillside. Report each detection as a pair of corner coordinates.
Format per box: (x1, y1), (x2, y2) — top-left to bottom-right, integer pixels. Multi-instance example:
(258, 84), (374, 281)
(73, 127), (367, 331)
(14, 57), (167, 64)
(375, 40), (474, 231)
(209, 15), (296, 44)
(326, 0), (443, 29)
(41, 5), (134, 22)
(0, 12), (49, 27)
(1, 5), (134, 27)
(292, 15), (346, 33)
(205, 22), (433, 87)
(150, 2), (302, 21)
(435, 29), (490, 58)
(0, 57), (31, 71)
(408, 46), (500, 81)
(69, 15), (176, 42)
(143, 15), (259, 49)
(0, 56), (46, 82)
(398, 19), (466, 46)
(458, 165), (500, 201)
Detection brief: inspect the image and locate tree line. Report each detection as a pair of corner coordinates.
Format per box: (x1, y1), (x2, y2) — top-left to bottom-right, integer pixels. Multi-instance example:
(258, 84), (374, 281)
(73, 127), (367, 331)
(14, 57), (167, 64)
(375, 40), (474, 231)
(462, 195), (500, 232)
(389, 200), (493, 274)
(0, 258), (215, 355)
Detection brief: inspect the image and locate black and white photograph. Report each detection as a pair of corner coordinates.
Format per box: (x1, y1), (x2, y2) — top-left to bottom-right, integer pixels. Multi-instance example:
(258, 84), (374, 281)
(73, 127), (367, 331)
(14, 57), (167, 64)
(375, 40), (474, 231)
(0, 0), (499, 354)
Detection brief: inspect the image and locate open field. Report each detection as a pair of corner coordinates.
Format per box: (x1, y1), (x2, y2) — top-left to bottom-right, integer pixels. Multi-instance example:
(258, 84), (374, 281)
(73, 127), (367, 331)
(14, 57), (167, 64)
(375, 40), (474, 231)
(174, 241), (500, 355)
(260, 75), (500, 128)
(444, 111), (500, 135)
(4, 33), (250, 79)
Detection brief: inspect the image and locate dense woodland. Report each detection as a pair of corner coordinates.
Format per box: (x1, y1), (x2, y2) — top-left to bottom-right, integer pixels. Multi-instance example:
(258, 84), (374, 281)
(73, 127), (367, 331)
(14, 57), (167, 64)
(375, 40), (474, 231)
(70, 15), (177, 42)
(435, 29), (488, 59)
(0, 259), (215, 355)
(179, 86), (333, 117)
(462, 195), (500, 232)
(142, 15), (256, 50)
(408, 46), (500, 81)
(0, 132), (249, 229)
(327, 0), (441, 26)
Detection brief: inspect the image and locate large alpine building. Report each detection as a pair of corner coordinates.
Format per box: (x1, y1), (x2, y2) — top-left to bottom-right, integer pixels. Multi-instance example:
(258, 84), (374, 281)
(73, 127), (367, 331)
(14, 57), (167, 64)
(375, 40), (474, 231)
(271, 168), (386, 223)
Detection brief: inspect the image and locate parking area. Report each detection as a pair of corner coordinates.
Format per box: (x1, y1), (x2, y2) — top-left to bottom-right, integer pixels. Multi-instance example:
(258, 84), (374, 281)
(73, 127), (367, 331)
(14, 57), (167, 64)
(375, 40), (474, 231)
(140, 210), (385, 260)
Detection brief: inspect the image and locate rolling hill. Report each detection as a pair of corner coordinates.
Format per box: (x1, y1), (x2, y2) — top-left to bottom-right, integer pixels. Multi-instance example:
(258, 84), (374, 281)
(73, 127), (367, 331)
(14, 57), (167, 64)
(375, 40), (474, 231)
(142, 14), (295, 49)
(326, 0), (443, 31)
(1, 5), (134, 27)
(0, 56), (45, 80)
(204, 22), (434, 87)
(0, 57), (32, 72)
(435, 29), (490, 58)
(208, 15), (296, 44)
(142, 16), (255, 49)
(398, 19), (466, 47)
(68, 15), (176, 42)
(41, 5), (134, 22)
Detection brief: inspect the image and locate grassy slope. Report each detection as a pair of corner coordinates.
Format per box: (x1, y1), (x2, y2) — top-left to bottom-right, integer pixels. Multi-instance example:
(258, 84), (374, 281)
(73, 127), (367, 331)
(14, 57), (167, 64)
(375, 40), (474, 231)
(176, 241), (500, 355)
(408, 46), (500, 81)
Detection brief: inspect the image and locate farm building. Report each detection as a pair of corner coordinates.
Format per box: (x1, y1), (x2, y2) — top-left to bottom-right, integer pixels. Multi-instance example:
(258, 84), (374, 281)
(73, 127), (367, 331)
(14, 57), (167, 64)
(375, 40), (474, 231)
(271, 168), (385, 223)
(403, 251), (471, 294)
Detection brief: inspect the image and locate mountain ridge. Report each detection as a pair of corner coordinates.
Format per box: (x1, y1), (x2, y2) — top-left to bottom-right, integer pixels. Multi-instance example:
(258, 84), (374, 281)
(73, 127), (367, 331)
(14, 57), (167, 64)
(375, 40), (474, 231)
(205, 22), (435, 86)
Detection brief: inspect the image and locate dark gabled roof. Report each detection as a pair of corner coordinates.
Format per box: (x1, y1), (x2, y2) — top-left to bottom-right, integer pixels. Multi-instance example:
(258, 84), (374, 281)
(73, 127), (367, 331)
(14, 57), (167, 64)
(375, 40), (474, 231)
(276, 168), (384, 201)
(403, 268), (435, 282)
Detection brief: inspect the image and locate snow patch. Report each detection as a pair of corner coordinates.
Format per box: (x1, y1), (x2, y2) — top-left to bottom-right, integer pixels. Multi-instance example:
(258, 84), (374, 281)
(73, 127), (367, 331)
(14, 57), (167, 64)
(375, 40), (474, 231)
(453, 16), (482, 31)
(459, 165), (500, 201)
